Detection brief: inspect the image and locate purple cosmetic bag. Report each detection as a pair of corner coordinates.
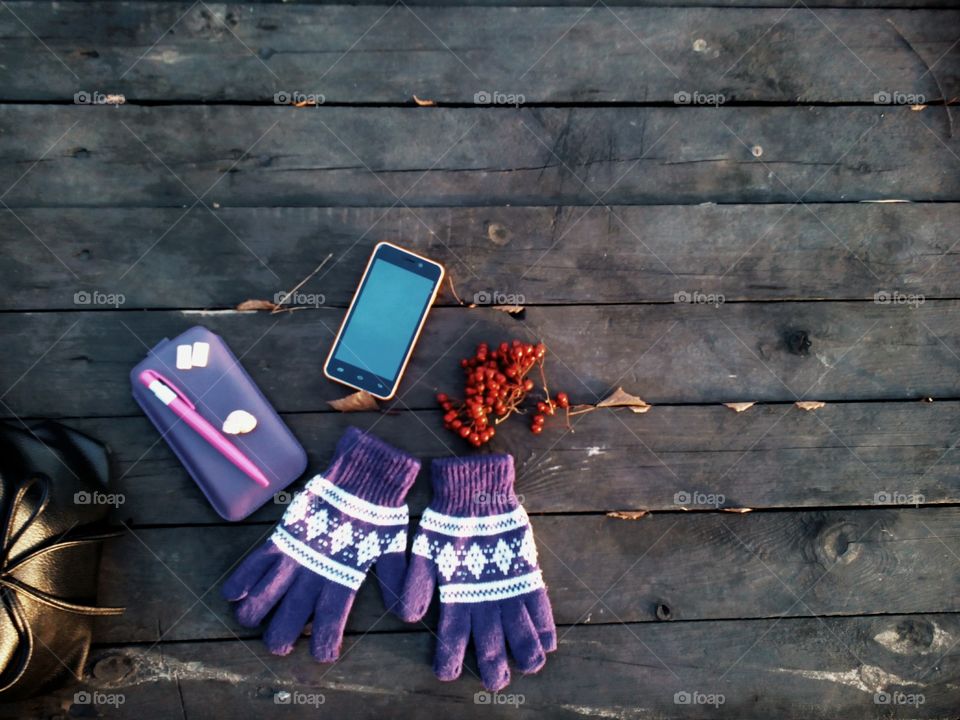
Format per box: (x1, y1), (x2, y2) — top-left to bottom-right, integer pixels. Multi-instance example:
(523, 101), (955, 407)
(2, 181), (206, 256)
(130, 325), (307, 521)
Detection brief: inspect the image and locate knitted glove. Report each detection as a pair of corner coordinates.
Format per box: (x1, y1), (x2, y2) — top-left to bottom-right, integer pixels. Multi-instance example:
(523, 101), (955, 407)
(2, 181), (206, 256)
(399, 455), (556, 691)
(222, 427), (419, 661)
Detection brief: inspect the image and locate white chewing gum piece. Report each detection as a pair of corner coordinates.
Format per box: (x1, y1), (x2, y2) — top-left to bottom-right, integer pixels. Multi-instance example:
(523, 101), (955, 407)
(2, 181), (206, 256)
(176, 344), (193, 370)
(191, 341), (210, 368)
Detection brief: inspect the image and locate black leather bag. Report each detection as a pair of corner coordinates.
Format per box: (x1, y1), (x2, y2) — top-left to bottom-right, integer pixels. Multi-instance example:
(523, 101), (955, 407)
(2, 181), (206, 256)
(0, 421), (123, 700)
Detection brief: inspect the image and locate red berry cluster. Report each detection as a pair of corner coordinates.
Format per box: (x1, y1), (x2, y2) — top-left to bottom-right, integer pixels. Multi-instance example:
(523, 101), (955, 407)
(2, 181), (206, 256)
(437, 340), (570, 446)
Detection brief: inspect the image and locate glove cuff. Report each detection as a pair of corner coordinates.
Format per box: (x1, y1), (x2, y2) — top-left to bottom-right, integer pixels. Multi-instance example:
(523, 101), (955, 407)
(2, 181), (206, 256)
(430, 454), (518, 516)
(325, 427), (420, 507)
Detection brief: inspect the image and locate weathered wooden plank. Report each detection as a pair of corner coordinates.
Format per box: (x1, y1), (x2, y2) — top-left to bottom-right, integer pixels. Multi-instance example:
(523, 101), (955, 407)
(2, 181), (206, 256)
(1, 4), (956, 103)
(53, 400), (960, 525)
(1, 106), (956, 207)
(2, 203), (958, 309)
(1, 302), (959, 418)
(93, 507), (960, 643)
(77, 0), (960, 7)
(7, 615), (960, 719)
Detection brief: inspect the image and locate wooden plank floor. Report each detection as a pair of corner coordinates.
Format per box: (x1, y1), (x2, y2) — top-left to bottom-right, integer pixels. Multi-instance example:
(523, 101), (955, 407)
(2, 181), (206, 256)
(0, 1), (958, 718)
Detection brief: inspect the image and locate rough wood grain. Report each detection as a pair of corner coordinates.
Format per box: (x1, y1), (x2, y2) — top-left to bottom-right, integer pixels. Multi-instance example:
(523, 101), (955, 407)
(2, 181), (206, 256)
(1, 4), (956, 103)
(2, 203), (958, 309)
(65, 0), (960, 7)
(92, 507), (960, 643)
(49, 400), (960, 525)
(2, 302), (959, 418)
(6, 615), (959, 719)
(1, 106), (956, 207)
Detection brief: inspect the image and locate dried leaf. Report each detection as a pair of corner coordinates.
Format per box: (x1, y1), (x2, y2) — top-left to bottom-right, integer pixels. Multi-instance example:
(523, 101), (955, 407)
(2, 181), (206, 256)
(446, 275), (465, 306)
(597, 387), (651, 413)
(724, 401), (755, 413)
(910, 104), (926, 111)
(722, 507), (753, 514)
(328, 390), (379, 412)
(567, 404), (597, 417)
(795, 400), (826, 411)
(104, 94), (126, 105)
(606, 510), (649, 520)
(413, 95), (436, 106)
(235, 299), (280, 312)
(492, 304), (525, 315)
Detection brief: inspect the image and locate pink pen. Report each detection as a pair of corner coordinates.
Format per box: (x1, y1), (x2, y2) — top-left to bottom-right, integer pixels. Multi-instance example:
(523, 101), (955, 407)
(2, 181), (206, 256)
(138, 369), (271, 488)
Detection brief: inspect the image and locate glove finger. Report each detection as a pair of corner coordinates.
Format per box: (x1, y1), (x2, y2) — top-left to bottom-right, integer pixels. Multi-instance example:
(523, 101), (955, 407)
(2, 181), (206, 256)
(375, 551), (407, 616)
(471, 604), (511, 692)
(433, 602), (470, 682)
(234, 554), (301, 628)
(525, 588), (557, 652)
(262, 572), (327, 656)
(309, 582), (357, 662)
(501, 597), (547, 674)
(221, 542), (283, 602)
(398, 553), (437, 622)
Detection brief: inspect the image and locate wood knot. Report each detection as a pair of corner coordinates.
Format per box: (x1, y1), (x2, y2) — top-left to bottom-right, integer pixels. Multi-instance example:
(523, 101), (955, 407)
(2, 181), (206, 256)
(486, 222), (510, 246)
(655, 602), (673, 621)
(90, 652), (135, 684)
(785, 330), (812, 356)
(817, 522), (863, 565)
(874, 618), (947, 655)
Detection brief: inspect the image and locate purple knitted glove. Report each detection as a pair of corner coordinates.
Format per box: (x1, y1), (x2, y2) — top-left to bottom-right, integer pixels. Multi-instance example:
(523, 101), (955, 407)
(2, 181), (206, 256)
(222, 427), (419, 661)
(399, 455), (556, 691)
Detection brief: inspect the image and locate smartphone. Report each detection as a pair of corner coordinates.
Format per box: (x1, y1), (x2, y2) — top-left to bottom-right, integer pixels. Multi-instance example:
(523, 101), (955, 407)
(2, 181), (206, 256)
(324, 242), (444, 400)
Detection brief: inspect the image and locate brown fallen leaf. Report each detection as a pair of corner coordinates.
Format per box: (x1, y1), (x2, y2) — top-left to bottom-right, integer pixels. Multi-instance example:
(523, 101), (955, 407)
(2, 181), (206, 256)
(910, 104), (926, 111)
(236, 299), (280, 312)
(597, 387), (651, 414)
(328, 390), (379, 412)
(492, 305), (525, 315)
(413, 95), (436, 106)
(606, 510), (649, 520)
(724, 401), (755, 413)
(445, 275), (465, 305)
(795, 400), (826, 411)
(722, 507), (753, 514)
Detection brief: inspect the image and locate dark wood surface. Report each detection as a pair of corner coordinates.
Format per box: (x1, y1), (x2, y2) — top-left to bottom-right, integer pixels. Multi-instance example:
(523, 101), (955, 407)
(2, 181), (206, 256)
(2, 4), (957, 102)
(1, 0), (959, 718)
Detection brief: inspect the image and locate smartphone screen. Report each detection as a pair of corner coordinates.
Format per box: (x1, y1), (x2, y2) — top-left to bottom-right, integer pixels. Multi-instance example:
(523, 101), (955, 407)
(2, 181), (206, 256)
(324, 243), (444, 399)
